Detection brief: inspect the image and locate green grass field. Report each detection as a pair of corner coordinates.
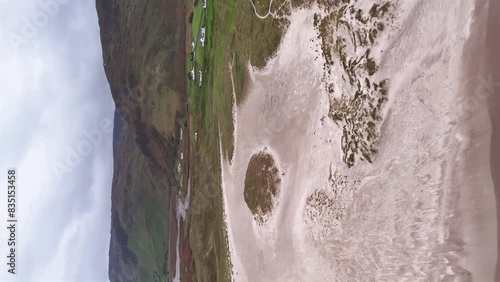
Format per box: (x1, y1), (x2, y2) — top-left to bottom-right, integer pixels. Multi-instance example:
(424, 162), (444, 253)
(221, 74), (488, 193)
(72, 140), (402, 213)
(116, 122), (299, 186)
(184, 0), (288, 280)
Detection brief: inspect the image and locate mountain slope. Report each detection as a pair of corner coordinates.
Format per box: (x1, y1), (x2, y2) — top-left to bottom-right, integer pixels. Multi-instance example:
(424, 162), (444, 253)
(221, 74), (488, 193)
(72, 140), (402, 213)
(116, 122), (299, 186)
(95, 0), (186, 280)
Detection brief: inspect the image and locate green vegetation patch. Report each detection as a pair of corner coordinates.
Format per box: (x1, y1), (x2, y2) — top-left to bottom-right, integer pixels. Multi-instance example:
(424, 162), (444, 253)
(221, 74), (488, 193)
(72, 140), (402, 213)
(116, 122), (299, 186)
(185, 0), (288, 278)
(231, 0), (289, 104)
(234, 2), (288, 70)
(188, 117), (233, 281)
(252, 0), (272, 16)
(243, 151), (281, 224)
(185, 0), (236, 280)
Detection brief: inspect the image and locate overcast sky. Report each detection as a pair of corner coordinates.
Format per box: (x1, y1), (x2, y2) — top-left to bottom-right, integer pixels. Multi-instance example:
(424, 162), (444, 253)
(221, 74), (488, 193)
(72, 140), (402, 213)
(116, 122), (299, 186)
(0, 0), (113, 281)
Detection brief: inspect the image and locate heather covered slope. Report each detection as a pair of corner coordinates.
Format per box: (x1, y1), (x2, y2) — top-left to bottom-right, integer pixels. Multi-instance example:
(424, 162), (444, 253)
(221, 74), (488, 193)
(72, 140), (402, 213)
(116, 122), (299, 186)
(108, 126), (171, 281)
(95, 0), (186, 280)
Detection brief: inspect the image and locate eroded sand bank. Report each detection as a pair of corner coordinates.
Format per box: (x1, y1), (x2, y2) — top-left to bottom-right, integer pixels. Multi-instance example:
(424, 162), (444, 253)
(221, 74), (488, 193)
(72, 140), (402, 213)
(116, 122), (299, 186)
(221, 1), (497, 281)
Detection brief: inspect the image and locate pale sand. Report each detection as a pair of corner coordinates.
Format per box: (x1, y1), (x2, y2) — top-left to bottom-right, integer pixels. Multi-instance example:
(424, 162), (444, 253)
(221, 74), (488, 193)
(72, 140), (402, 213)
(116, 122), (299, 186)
(485, 0), (500, 279)
(453, 0), (497, 280)
(220, 1), (498, 281)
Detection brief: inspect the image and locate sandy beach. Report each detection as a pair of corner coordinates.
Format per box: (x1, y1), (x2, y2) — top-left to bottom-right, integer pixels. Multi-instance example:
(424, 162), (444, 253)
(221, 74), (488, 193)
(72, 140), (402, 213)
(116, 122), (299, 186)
(220, 0), (499, 281)
(486, 0), (500, 279)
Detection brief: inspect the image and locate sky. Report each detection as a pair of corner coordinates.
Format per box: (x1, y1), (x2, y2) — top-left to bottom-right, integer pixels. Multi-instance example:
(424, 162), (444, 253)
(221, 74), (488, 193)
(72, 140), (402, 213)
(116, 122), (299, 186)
(0, 0), (113, 281)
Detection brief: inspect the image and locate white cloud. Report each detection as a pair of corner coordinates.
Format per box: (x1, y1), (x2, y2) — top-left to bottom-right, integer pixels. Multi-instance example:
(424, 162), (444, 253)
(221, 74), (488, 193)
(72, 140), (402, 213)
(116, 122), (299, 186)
(0, 0), (113, 281)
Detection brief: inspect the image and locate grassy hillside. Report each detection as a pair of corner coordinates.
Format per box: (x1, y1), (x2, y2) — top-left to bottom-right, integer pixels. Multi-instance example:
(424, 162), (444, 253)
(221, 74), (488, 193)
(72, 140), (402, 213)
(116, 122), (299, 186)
(95, 0), (187, 281)
(109, 127), (171, 282)
(97, 0), (289, 278)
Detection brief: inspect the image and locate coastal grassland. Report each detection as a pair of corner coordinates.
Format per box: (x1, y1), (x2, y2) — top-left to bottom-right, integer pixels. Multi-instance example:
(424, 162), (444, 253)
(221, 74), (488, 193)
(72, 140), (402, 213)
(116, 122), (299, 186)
(252, 0), (272, 16)
(189, 118), (232, 281)
(184, 0), (288, 279)
(185, 0), (234, 281)
(188, 0), (288, 159)
(243, 151), (281, 224)
(232, 0), (289, 103)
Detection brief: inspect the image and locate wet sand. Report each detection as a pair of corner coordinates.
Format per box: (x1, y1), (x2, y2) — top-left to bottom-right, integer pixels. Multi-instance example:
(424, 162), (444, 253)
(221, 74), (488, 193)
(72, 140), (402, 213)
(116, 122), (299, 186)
(220, 1), (499, 281)
(486, 0), (500, 279)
